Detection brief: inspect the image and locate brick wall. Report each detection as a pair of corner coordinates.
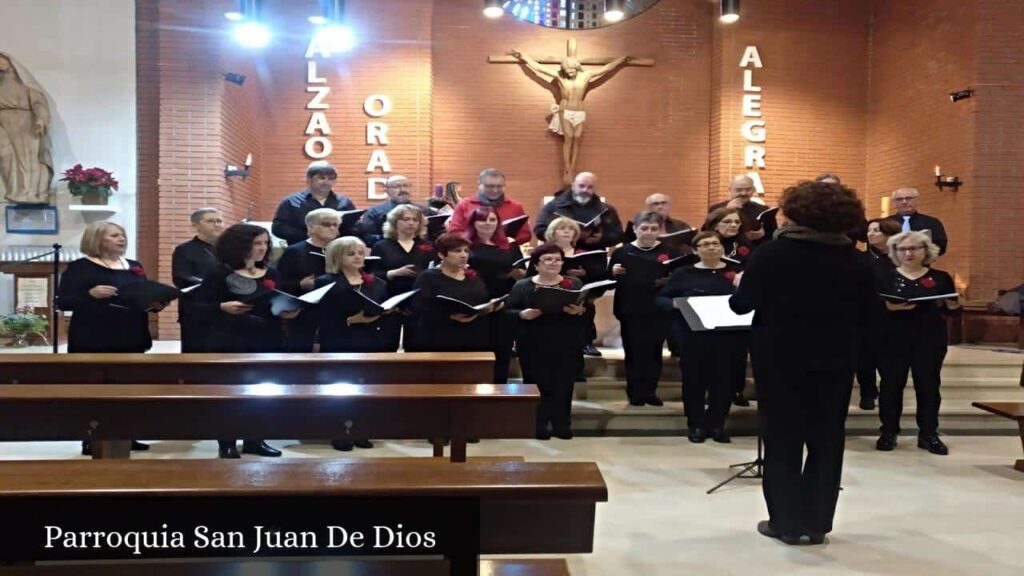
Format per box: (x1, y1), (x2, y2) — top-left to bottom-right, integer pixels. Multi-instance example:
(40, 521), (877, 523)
(866, 0), (977, 295)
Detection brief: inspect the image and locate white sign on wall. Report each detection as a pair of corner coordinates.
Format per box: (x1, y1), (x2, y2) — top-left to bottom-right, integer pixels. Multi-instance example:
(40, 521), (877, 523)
(739, 46), (766, 195)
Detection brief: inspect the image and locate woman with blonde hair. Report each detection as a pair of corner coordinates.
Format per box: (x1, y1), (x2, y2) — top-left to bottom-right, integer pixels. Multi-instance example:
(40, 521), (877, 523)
(875, 230), (961, 456)
(371, 204), (435, 349)
(544, 216), (607, 359)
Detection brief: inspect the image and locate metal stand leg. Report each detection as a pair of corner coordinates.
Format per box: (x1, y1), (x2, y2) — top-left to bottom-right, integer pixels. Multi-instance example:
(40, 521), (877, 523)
(707, 434), (764, 494)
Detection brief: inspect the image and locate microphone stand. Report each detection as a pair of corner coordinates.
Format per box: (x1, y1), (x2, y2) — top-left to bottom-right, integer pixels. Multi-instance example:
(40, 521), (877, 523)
(0, 243), (62, 353)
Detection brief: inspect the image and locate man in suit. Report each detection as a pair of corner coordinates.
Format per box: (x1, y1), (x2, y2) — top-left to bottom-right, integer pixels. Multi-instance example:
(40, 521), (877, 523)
(887, 187), (948, 255)
(272, 161), (356, 246)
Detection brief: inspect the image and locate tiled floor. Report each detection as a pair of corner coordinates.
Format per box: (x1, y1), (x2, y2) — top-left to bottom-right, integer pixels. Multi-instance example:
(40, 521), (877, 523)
(3, 436), (1022, 575)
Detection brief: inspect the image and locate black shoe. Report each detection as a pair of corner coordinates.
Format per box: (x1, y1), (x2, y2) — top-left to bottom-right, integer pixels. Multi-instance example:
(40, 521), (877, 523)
(81, 440), (91, 456)
(131, 441), (150, 451)
(917, 434), (948, 455)
(467, 438), (480, 444)
(354, 439), (374, 449)
(757, 521), (801, 545)
(582, 344), (602, 357)
(807, 533), (826, 545)
(645, 396), (664, 407)
(553, 429), (574, 440)
(711, 429), (731, 443)
(875, 433), (897, 451)
(241, 441), (282, 457)
(331, 440), (354, 452)
(733, 393), (750, 407)
(687, 428), (707, 443)
(628, 397), (645, 407)
(535, 429), (552, 440)
(218, 445), (240, 459)
(859, 397), (876, 410)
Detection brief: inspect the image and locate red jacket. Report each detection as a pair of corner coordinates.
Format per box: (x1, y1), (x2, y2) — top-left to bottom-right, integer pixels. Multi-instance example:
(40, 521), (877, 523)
(447, 195), (533, 245)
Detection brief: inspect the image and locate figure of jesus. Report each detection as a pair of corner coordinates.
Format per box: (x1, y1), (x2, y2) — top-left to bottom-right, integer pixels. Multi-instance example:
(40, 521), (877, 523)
(507, 49), (635, 184)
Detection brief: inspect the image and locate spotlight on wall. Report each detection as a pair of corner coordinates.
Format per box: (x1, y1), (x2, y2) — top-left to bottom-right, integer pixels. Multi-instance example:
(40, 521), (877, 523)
(720, 0), (740, 23)
(948, 88), (974, 103)
(483, 0), (504, 19)
(604, 0), (625, 22)
(309, 0), (356, 53)
(225, 0), (272, 49)
(223, 72), (247, 86)
(225, 153), (253, 180)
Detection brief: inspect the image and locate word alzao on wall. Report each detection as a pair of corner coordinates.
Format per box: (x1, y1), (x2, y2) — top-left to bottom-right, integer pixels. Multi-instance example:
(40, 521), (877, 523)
(739, 46), (766, 195)
(303, 37), (394, 200)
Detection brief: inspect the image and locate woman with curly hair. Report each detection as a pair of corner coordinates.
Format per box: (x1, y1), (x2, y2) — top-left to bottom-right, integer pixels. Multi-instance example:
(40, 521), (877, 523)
(730, 180), (875, 545)
(875, 231), (961, 456)
(195, 223), (299, 459)
(506, 243), (588, 439)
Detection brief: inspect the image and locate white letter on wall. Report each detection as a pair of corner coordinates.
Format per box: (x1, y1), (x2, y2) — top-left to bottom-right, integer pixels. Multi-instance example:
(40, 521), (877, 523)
(305, 112), (332, 136)
(742, 94), (762, 118)
(305, 137), (333, 159)
(745, 146), (766, 169)
(743, 69), (761, 92)
(363, 95), (393, 118)
(366, 149), (392, 173)
(306, 86), (331, 110)
(307, 61), (326, 83)
(366, 122), (390, 145)
(741, 120), (766, 142)
(367, 178), (389, 200)
(305, 36), (332, 59)
(739, 46), (763, 68)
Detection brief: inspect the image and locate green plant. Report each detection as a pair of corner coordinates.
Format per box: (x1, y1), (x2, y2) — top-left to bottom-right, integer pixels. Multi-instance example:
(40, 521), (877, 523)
(1, 309), (48, 338)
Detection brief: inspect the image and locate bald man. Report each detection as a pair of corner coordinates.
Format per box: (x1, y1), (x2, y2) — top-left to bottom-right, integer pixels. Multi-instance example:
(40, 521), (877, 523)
(708, 175), (775, 243)
(533, 171), (624, 251)
(625, 193), (692, 243)
(357, 175), (434, 247)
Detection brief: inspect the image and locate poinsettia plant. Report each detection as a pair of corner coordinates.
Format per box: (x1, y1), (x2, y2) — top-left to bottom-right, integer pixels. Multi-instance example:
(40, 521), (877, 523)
(60, 164), (119, 197)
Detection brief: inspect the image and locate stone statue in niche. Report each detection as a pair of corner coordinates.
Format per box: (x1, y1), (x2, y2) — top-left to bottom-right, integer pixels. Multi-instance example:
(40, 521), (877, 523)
(492, 39), (654, 184)
(0, 53), (53, 204)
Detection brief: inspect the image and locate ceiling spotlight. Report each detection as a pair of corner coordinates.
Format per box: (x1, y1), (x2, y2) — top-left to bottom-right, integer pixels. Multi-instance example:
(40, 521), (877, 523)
(604, 0), (625, 22)
(720, 0), (740, 24)
(949, 88), (974, 103)
(483, 0), (504, 19)
(226, 0), (272, 48)
(314, 24), (357, 53)
(309, 0), (343, 26)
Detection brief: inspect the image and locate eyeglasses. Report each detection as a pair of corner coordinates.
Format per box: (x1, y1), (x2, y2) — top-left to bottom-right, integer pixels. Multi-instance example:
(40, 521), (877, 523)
(538, 258), (563, 265)
(200, 218), (224, 225)
(318, 222), (340, 228)
(482, 184), (505, 189)
(696, 242), (722, 248)
(896, 245), (926, 253)
(893, 197), (917, 202)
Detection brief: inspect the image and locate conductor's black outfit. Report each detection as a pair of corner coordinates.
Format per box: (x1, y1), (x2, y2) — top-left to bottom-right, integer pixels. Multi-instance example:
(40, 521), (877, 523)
(730, 233), (874, 537)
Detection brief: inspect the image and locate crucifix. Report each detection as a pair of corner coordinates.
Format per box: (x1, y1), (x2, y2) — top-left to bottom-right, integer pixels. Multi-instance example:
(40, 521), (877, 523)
(490, 39), (655, 184)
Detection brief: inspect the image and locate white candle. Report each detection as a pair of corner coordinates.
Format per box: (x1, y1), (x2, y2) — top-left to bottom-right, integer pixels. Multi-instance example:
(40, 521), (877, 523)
(245, 153), (253, 167)
(934, 164), (941, 177)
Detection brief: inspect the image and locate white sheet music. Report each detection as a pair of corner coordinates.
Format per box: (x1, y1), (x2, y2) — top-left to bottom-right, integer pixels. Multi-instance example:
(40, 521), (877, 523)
(676, 295), (753, 330)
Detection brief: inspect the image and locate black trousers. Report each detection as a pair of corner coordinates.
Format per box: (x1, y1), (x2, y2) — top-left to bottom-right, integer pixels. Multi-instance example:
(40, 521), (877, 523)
(878, 339), (946, 436)
(677, 331), (746, 431)
(490, 312), (515, 384)
(758, 367), (853, 535)
(855, 338), (880, 401)
(619, 314), (670, 402)
(284, 313), (318, 352)
(519, 340), (578, 434)
(179, 320), (211, 353)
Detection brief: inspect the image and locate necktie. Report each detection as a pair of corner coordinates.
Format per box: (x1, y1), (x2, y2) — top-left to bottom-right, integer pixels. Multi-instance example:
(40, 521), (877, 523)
(902, 215), (911, 232)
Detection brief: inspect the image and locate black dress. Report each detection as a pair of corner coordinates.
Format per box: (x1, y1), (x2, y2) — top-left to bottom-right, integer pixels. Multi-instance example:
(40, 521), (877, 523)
(855, 246), (896, 402)
(729, 236), (875, 537)
(608, 243), (680, 403)
(171, 237), (220, 352)
(371, 238), (436, 349)
(408, 268), (492, 352)
(57, 258), (153, 353)
(656, 264), (747, 433)
(469, 243), (524, 383)
(316, 273), (400, 352)
(506, 276), (585, 435)
(274, 240), (328, 352)
(197, 267), (287, 353)
(876, 267), (959, 438)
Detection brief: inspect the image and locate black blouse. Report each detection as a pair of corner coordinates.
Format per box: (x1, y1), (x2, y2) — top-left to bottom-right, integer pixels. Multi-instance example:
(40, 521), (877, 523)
(877, 267), (960, 332)
(720, 235), (754, 267)
(656, 264), (740, 334)
(57, 258), (153, 353)
(370, 238), (437, 296)
(468, 243), (524, 298)
(410, 268), (491, 351)
(505, 276), (585, 347)
(316, 272), (399, 352)
(274, 240), (327, 295)
(608, 243), (680, 316)
(195, 266), (285, 353)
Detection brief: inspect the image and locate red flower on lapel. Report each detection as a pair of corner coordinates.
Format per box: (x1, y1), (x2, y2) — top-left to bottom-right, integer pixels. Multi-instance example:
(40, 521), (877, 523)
(130, 265), (145, 277)
(559, 277), (574, 289)
(919, 277), (936, 289)
(361, 273), (375, 284)
(737, 246), (750, 256)
(723, 270), (737, 282)
(464, 268), (478, 280)
(656, 253), (669, 263)
(417, 243), (433, 253)
(260, 278), (276, 290)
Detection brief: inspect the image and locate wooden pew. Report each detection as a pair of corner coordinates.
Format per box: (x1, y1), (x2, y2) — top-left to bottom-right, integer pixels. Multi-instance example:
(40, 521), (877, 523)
(971, 402), (1024, 473)
(0, 459), (607, 576)
(0, 352), (493, 385)
(0, 559), (570, 576)
(0, 384), (538, 462)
